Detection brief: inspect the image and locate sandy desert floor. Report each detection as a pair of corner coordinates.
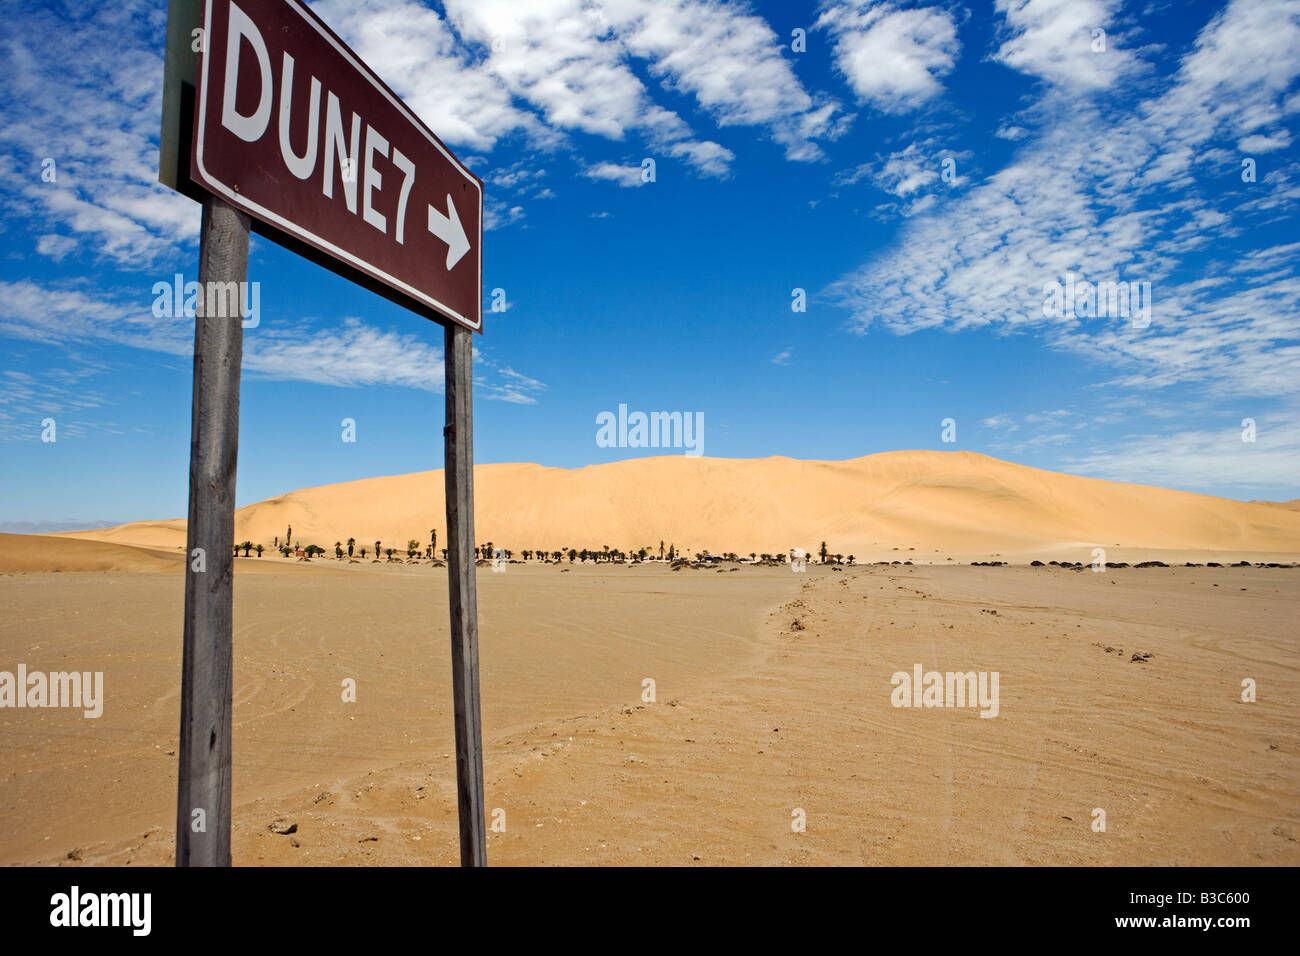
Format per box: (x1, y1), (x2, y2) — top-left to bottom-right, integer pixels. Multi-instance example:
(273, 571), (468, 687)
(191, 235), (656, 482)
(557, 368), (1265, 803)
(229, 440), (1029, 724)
(1, 557), (1297, 865)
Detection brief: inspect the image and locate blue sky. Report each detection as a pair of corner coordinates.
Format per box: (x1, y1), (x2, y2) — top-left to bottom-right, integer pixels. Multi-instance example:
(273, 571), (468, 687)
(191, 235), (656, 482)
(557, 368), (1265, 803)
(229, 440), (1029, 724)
(2, 0), (1299, 531)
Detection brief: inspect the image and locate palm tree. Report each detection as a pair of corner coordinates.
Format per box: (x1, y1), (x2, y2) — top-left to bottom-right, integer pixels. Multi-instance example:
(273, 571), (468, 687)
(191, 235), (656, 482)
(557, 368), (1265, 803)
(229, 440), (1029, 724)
(255, 544), (264, 557)
(385, 548), (394, 560)
(241, 541), (253, 557)
(835, 553), (843, 564)
(335, 541), (343, 559)
(848, 555), (855, 565)
(346, 537), (355, 557)
(819, 541), (829, 564)
(359, 547), (367, 559)
(441, 548), (448, 560)
(568, 548), (577, 563)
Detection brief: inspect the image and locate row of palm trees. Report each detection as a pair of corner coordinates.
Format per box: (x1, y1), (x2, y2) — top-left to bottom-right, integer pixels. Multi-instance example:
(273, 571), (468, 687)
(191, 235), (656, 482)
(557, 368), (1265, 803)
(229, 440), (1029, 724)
(235, 533), (855, 566)
(233, 532), (445, 561)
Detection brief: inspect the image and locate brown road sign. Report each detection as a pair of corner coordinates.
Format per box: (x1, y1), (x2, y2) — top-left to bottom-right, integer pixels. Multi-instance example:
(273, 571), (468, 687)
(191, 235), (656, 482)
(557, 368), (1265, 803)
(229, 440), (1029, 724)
(188, 0), (482, 331)
(163, 0), (488, 867)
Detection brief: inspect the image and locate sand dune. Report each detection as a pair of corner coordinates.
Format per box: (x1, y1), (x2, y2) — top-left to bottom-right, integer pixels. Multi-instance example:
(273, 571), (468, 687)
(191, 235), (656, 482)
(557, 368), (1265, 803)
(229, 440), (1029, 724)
(0, 533), (181, 572)
(53, 451), (1300, 562)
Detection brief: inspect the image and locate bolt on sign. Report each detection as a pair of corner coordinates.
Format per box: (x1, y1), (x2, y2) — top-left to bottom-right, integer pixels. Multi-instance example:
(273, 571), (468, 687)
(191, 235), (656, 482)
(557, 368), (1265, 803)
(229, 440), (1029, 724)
(162, 0), (483, 331)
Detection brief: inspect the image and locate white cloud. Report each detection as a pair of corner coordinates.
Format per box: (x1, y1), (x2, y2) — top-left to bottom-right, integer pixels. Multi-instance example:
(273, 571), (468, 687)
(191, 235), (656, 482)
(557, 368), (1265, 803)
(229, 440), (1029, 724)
(0, 359), (115, 441)
(309, 0), (553, 152)
(817, 1), (960, 113)
(607, 0), (849, 161)
(872, 143), (940, 196)
(474, 355), (548, 404)
(484, 199), (525, 230)
(446, 0), (680, 140)
(992, 0), (1141, 92)
(661, 138), (734, 178)
(0, 0), (848, 262)
(244, 319), (446, 390)
(0, 280), (546, 398)
(771, 346), (792, 365)
(834, 139), (968, 221)
(313, 0), (842, 178)
(581, 161), (646, 187)
(1238, 131), (1292, 152)
(824, 0), (1300, 400)
(487, 163), (549, 190)
(981, 415), (1017, 430)
(0, 2), (198, 267)
(1065, 423), (1300, 498)
(35, 234), (77, 261)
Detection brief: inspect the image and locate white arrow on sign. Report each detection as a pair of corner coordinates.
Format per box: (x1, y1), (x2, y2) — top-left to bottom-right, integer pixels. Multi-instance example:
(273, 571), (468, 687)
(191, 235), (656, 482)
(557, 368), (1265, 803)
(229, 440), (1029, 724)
(427, 194), (470, 270)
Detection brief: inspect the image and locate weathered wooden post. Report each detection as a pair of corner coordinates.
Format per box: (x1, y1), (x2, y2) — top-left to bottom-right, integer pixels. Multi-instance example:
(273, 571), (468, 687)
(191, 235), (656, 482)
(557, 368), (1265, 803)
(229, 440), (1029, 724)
(163, 0), (486, 867)
(444, 322), (487, 866)
(175, 195), (249, 867)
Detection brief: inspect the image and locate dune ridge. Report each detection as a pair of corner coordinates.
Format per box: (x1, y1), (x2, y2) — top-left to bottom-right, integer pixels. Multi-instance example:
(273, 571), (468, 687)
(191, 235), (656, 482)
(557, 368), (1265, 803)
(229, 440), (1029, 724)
(50, 450), (1300, 561)
(0, 533), (180, 572)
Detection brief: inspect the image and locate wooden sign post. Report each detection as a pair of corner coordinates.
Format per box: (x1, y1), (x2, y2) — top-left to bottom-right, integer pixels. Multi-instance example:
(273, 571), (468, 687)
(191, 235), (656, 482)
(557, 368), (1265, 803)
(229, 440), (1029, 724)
(443, 324), (486, 865)
(162, 0), (487, 866)
(176, 196), (249, 867)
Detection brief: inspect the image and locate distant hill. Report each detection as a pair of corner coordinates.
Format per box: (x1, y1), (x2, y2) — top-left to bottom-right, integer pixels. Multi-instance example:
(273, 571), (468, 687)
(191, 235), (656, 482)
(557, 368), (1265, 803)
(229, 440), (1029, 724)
(0, 533), (180, 572)
(53, 451), (1300, 560)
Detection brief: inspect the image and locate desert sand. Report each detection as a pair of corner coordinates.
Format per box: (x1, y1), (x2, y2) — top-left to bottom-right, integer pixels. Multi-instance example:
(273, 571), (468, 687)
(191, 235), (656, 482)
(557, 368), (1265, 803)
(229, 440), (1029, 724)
(1, 547), (1296, 865)
(3, 451), (1298, 865)
(55, 451), (1300, 563)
